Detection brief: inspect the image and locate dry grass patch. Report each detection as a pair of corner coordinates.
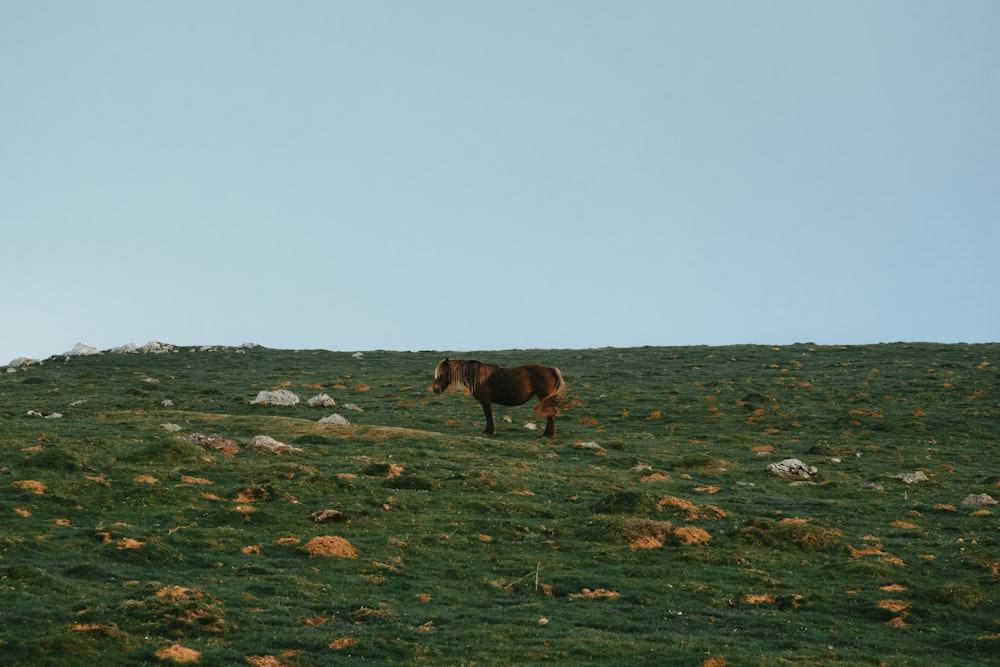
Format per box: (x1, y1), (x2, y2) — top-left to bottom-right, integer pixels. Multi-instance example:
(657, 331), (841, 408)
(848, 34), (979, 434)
(12, 480), (47, 495)
(303, 535), (358, 558)
(156, 644), (201, 662)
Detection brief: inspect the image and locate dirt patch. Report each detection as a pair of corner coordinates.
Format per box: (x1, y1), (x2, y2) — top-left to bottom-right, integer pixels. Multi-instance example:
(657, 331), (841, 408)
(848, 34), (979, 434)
(117, 538), (146, 549)
(742, 594), (776, 604)
(881, 583), (908, 592)
(673, 526), (712, 545)
(156, 586), (202, 603)
(12, 480), (47, 495)
(630, 535), (664, 550)
(247, 657), (285, 667)
(329, 638), (358, 650)
(303, 535), (358, 558)
(70, 622), (124, 638)
(849, 544), (890, 558)
(878, 599), (910, 613)
(568, 588), (620, 600)
(156, 644), (201, 662)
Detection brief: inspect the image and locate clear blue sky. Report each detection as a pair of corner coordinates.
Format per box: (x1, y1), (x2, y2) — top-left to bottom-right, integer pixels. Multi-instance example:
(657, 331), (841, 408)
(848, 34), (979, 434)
(2, 1), (997, 362)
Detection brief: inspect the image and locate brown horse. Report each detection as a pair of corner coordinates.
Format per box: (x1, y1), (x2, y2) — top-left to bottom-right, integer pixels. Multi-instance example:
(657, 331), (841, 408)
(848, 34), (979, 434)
(432, 358), (565, 437)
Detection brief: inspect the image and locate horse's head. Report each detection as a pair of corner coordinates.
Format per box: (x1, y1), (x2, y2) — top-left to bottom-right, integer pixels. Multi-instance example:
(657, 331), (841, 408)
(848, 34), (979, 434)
(432, 358), (451, 394)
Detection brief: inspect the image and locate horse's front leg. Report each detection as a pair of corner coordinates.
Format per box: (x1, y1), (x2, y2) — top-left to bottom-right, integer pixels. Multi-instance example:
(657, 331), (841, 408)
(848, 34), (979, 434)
(480, 401), (496, 436)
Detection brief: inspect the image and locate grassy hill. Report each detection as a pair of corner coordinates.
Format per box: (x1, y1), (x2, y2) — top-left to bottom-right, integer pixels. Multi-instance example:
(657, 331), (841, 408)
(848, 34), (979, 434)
(1, 343), (998, 666)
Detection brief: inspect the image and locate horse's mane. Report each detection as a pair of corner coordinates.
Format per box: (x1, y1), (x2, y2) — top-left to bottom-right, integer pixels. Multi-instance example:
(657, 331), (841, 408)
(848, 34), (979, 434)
(436, 358), (499, 394)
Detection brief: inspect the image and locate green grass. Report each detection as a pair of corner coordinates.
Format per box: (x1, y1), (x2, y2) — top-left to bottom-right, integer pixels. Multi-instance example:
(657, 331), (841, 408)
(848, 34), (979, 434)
(1, 344), (998, 666)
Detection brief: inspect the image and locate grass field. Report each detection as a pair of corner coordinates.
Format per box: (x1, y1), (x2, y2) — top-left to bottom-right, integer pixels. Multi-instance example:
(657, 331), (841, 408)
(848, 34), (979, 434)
(1, 343), (998, 666)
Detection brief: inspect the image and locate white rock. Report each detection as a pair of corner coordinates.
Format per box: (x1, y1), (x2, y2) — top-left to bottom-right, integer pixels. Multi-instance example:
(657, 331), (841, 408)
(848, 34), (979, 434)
(245, 435), (302, 454)
(27, 410), (62, 418)
(961, 493), (997, 507)
(767, 458), (818, 481)
(7, 357), (41, 368)
(320, 413), (350, 425)
(110, 343), (139, 354)
(252, 389), (300, 406)
(308, 393), (337, 407)
(65, 343), (100, 356)
(160, 423), (183, 432)
(891, 471), (929, 484)
(523, 422), (538, 430)
(352, 351), (364, 359)
(140, 340), (176, 354)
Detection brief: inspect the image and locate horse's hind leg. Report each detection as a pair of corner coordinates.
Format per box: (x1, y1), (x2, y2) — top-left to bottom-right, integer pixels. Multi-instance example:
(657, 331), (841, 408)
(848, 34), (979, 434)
(538, 396), (557, 438)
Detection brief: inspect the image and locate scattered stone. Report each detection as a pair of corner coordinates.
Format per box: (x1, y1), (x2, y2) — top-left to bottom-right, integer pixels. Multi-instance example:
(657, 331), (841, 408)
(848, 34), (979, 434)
(245, 435), (303, 454)
(161, 399), (175, 407)
(352, 352), (364, 359)
(252, 389), (300, 406)
(524, 422), (538, 431)
(961, 493), (997, 507)
(308, 393), (337, 407)
(630, 464), (653, 473)
(180, 433), (240, 455)
(890, 471), (929, 485)
(110, 343), (139, 354)
(319, 413), (350, 425)
(160, 423), (183, 432)
(767, 458), (818, 481)
(343, 403), (364, 412)
(26, 410), (63, 419)
(575, 441), (606, 454)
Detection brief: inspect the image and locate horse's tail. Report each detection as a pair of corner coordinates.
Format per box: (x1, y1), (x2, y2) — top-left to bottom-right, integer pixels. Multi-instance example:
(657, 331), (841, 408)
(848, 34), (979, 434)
(550, 366), (566, 399)
(534, 366), (566, 421)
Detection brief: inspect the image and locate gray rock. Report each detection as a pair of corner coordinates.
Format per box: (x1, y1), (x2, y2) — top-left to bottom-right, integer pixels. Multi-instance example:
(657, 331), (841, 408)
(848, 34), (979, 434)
(767, 458), (818, 481)
(320, 413), (350, 425)
(245, 435), (302, 454)
(252, 389), (300, 406)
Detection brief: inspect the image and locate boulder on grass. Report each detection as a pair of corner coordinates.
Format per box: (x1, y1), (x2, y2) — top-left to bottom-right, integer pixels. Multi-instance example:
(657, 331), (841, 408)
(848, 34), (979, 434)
(252, 389), (300, 406)
(767, 458), (818, 481)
